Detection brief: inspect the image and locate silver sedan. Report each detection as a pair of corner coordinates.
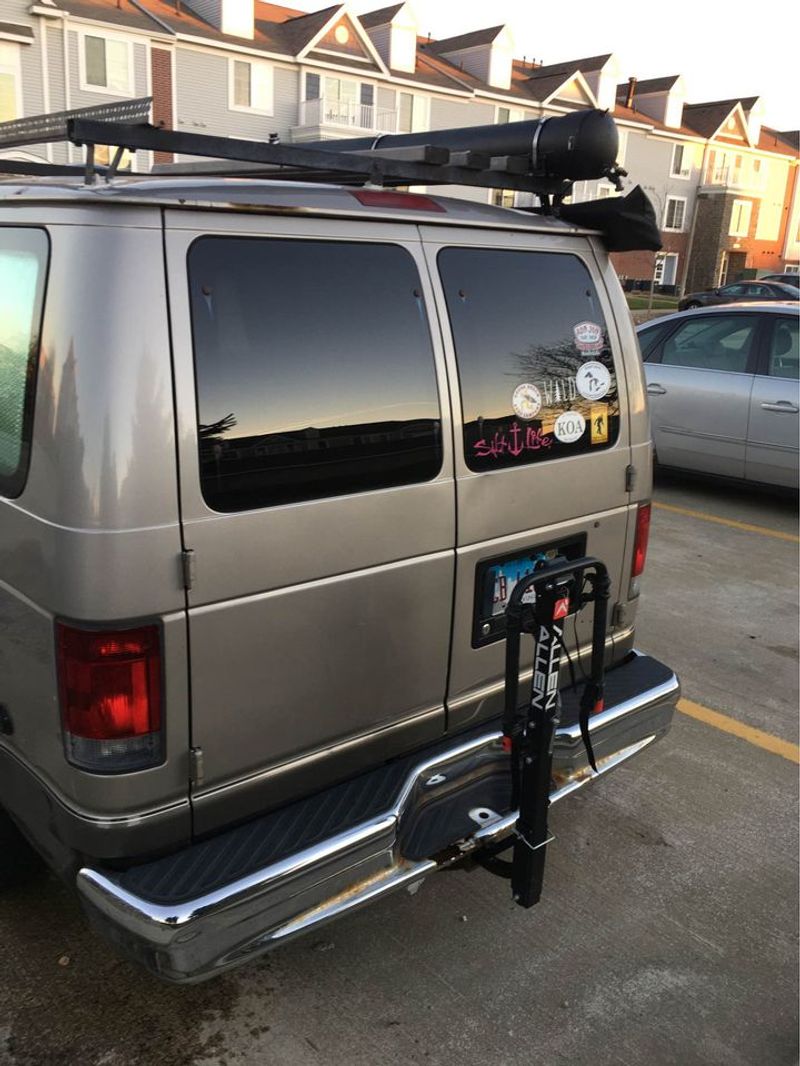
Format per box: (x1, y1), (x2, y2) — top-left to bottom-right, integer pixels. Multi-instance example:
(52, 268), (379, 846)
(636, 304), (799, 488)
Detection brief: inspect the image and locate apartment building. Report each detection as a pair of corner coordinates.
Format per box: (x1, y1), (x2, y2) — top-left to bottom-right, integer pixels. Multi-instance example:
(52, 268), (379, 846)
(0, 0), (796, 292)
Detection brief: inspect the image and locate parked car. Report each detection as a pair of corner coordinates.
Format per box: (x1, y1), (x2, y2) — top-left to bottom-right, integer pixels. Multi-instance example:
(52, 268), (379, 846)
(637, 304), (799, 487)
(678, 280), (799, 311)
(760, 272), (800, 287)
(0, 115), (680, 983)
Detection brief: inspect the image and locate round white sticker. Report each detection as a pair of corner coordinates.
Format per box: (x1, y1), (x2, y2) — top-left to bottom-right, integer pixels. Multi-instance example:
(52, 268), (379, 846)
(554, 411), (586, 444)
(512, 383), (542, 421)
(576, 361), (612, 401)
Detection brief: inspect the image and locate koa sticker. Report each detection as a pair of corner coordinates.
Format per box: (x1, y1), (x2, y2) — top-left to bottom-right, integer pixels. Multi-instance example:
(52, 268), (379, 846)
(511, 383), (542, 420)
(573, 321), (604, 353)
(553, 411), (586, 444)
(576, 360), (611, 401)
(590, 403), (609, 444)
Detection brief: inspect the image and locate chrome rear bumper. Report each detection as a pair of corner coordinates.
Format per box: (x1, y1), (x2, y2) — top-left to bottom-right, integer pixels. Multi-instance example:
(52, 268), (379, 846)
(77, 653), (678, 982)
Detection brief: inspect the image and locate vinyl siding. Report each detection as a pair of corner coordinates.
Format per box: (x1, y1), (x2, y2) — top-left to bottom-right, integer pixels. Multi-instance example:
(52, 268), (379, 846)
(429, 96), (493, 131)
(175, 46), (298, 147)
(45, 25), (68, 163)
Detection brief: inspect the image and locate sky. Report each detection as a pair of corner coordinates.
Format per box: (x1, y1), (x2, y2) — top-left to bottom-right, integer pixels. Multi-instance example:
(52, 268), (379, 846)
(288, 0), (800, 133)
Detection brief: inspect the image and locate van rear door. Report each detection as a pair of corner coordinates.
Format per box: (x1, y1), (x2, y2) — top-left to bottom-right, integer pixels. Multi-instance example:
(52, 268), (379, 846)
(421, 228), (635, 732)
(164, 212), (455, 833)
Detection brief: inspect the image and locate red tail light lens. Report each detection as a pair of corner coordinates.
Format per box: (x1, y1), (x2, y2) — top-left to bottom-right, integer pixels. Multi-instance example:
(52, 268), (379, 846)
(631, 502), (652, 578)
(56, 623), (163, 773)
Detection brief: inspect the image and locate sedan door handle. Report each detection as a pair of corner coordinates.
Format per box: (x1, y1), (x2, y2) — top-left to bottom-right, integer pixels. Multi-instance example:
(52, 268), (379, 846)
(761, 401), (799, 413)
(647, 384), (667, 395)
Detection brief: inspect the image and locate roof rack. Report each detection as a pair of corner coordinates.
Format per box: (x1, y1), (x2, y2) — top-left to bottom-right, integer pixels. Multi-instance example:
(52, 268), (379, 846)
(0, 101), (662, 250)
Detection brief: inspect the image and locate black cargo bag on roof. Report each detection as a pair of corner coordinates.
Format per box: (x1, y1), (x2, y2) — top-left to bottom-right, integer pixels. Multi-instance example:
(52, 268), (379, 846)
(559, 185), (663, 252)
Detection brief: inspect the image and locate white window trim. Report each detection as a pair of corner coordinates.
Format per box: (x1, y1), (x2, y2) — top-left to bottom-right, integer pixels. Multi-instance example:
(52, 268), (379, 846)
(663, 195), (687, 232)
(78, 29), (135, 97)
(0, 42), (22, 122)
(616, 129), (628, 167)
(670, 142), (691, 180)
(228, 56), (274, 116)
(729, 198), (752, 238)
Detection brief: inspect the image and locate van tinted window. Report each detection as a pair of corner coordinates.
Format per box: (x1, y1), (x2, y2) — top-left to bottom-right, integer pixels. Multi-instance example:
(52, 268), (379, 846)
(0, 228), (48, 498)
(438, 249), (619, 472)
(189, 238), (442, 512)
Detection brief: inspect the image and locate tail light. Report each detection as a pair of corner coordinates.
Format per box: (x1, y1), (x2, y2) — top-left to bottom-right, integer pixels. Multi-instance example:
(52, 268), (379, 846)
(629, 502), (652, 598)
(56, 622), (163, 773)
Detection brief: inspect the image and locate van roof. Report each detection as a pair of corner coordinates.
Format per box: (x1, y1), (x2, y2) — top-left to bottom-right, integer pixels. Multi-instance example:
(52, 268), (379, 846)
(0, 175), (597, 233)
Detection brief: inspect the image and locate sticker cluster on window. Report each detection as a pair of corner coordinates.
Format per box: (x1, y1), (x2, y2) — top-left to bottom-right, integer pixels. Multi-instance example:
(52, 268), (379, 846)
(472, 321), (617, 463)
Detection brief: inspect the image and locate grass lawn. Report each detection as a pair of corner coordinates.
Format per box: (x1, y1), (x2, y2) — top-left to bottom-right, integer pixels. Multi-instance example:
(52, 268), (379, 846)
(626, 293), (680, 311)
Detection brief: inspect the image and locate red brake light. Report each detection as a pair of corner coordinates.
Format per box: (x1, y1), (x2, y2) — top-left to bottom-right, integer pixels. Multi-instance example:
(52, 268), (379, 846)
(350, 189), (446, 212)
(631, 502), (651, 578)
(56, 623), (163, 773)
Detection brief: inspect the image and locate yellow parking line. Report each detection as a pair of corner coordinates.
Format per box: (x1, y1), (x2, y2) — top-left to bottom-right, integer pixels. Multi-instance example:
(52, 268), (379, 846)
(653, 501), (800, 544)
(677, 698), (800, 764)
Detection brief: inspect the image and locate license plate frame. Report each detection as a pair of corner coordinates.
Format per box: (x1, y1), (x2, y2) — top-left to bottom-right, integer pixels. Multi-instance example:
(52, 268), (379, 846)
(471, 534), (587, 648)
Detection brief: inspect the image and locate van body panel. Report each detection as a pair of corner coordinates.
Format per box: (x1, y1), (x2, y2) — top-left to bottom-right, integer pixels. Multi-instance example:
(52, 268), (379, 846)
(418, 228), (635, 729)
(163, 212), (456, 817)
(0, 213), (189, 828)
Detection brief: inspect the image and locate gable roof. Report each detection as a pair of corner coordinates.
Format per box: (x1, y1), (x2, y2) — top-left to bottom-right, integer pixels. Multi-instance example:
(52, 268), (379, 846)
(683, 100), (746, 139)
(359, 3), (404, 29)
(278, 4), (343, 53)
(617, 75), (681, 97)
(528, 53), (612, 79)
(427, 25), (506, 53)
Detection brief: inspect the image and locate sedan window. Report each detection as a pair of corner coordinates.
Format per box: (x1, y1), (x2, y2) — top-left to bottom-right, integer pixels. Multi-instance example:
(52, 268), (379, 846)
(720, 284), (748, 296)
(661, 315), (758, 372)
(768, 318), (799, 379)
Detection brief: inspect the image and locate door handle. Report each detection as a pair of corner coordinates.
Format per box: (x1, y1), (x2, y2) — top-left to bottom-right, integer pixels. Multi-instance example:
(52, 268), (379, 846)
(647, 384), (667, 395)
(761, 401), (799, 413)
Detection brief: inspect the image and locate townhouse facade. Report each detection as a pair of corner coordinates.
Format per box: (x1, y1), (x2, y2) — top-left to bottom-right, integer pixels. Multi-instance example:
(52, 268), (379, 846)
(0, 0), (797, 293)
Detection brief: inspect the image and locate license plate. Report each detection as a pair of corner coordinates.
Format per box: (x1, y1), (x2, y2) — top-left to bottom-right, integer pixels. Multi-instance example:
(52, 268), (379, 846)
(488, 550), (559, 617)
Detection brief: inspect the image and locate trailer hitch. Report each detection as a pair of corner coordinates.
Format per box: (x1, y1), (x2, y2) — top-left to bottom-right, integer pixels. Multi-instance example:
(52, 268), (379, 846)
(477, 556), (610, 908)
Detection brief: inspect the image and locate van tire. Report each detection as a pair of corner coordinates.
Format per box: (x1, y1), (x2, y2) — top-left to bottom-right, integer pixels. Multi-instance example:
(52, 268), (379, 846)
(0, 808), (45, 891)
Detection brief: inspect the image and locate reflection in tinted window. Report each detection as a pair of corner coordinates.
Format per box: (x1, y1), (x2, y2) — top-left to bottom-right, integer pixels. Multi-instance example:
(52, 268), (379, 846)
(638, 320), (674, 361)
(438, 249), (619, 472)
(189, 238), (442, 511)
(0, 228), (49, 498)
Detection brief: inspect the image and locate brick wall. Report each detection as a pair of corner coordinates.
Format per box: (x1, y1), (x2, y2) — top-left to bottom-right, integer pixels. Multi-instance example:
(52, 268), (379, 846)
(685, 192), (726, 292)
(151, 48), (174, 165)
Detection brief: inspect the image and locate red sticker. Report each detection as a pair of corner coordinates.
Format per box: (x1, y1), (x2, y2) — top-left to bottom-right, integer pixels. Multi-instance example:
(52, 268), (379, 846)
(553, 597), (570, 620)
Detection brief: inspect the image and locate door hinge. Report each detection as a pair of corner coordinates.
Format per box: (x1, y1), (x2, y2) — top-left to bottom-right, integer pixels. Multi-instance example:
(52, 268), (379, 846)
(189, 747), (204, 788)
(625, 464), (636, 493)
(180, 548), (196, 591)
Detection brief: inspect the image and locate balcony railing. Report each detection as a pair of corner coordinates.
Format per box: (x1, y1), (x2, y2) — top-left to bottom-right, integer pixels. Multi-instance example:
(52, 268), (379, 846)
(298, 96), (398, 134)
(703, 164), (768, 193)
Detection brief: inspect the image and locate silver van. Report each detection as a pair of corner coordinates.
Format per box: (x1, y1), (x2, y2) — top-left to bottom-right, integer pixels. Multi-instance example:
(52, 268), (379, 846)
(0, 109), (679, 982)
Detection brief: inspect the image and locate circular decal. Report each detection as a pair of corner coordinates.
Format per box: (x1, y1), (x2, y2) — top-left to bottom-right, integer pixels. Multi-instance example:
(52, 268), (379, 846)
(553, 411), (586, 444)
(576, 361), (612, 401)
(573, 321), (604, 352)
(512, 383), (542, 421)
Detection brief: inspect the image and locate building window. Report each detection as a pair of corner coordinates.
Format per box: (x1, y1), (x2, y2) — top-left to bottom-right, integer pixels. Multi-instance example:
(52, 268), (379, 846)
(663, 196), (687, 232)
(729, 199), (752, 237)
(398, 91), (427, 133)
(82, 34), (133, 95)
(497, 106), (523, 124)
(490, 189), (516, 207)
(230, 59), (273, 114)
(0, 43), (20, 122)
(671, 143), (691, 178)
(597, 184), (617, 199)
(188, 238), (442, 512)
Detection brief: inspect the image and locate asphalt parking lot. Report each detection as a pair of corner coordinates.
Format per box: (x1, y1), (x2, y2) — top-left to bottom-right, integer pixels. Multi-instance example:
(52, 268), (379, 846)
(1, 472), (797, 1066)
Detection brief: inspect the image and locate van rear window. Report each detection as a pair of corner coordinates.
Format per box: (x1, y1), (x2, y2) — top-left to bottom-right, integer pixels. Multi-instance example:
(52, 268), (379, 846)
(438, 248), (620, 472)
(188, 238), (442, 512)
(0, 228), (48, 498)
